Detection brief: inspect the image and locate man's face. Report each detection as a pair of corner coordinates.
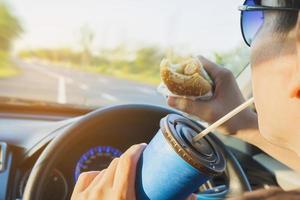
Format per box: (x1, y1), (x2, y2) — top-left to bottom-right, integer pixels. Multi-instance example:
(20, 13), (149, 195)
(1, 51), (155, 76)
(251, 0), (300, 148)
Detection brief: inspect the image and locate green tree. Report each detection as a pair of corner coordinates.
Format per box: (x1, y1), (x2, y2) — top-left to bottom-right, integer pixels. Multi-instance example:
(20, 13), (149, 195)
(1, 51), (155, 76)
(79, 25), (95, 66)
(0, 2), (22, 78)
(0, 2), (22, 51)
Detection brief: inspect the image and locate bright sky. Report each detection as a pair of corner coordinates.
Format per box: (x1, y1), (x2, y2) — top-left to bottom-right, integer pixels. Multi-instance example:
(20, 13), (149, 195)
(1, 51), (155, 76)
(8, 0), (244, 55)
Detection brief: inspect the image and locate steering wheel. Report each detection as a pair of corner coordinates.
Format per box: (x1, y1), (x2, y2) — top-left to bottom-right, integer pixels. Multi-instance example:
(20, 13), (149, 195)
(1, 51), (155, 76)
(23, 104), (251, 200)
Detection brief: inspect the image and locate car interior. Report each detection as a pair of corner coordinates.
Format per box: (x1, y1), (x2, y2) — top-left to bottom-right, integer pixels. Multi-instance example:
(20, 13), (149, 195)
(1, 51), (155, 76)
(1, 0), (300, 200)
(1, 65), (300, 200)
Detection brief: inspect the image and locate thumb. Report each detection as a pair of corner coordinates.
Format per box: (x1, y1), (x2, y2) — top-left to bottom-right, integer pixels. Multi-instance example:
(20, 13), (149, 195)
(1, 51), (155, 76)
(197, 55), (224, 81)
(186, 194), (197, 200)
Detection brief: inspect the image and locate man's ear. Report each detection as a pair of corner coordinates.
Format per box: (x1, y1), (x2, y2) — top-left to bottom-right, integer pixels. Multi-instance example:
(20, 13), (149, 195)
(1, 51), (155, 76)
(290, 13), (300, 99)
(289, 78), (300, 98)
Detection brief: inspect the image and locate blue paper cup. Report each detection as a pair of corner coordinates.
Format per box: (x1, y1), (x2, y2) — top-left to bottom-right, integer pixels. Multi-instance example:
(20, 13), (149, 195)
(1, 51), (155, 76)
(135, 114), (226, 200)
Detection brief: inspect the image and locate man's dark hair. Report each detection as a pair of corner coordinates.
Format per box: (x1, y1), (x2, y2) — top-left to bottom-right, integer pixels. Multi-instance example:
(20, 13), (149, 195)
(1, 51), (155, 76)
(255, 0), (300, 33)
(277, 0), (300, 32)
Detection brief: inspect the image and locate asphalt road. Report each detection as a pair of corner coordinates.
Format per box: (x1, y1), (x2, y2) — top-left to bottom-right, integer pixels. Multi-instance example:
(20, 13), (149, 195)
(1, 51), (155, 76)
(0, 59), (167, 107)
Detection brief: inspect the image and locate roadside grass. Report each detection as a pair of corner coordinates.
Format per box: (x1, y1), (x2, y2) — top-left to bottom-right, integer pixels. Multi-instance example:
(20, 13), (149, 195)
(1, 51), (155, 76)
(0, 65), (20, 78)
(32, 59), (161, 85)
(0, 53), (20, 78)
(84, 65), (161, 85)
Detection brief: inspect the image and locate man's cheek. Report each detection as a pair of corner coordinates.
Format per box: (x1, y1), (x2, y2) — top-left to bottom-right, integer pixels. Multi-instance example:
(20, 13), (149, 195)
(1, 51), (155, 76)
(251, 60), (291, 142)
(251, 63), (280, 137)
(251, 67), (269, 129)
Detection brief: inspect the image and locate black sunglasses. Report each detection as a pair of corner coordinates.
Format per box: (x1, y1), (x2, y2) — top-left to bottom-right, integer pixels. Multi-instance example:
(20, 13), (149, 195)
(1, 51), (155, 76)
(239, 0), (299, 47)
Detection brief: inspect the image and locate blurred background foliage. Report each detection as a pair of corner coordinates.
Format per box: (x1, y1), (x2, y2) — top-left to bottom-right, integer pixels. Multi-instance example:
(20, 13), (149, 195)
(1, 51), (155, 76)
(0, 0), (250, 83)
(214, 45), (250, 77)
(0, 2), (22, 77)
(18, 46), (165, 84)
(18, 44), (249, 84)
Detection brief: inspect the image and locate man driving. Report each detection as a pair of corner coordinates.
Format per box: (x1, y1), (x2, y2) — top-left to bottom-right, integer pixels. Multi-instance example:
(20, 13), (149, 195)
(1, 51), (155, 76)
(71, 0), (300, 199)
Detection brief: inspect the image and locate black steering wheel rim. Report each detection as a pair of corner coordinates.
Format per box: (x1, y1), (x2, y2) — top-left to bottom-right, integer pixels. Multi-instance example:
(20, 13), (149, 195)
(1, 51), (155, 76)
(23, 104), (251, 200)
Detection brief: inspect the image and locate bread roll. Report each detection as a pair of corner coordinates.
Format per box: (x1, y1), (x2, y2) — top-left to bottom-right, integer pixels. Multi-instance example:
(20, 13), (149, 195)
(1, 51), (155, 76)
(160, 58), (212, 96)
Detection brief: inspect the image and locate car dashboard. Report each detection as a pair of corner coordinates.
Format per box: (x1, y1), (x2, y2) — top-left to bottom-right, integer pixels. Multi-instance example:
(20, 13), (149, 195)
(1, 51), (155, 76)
(0, 115), (136, 200)
(0, 99), (296, 200)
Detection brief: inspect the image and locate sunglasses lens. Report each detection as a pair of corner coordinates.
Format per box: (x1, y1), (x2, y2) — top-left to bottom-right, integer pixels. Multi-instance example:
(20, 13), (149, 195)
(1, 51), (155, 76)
(241, 0), (264, 46)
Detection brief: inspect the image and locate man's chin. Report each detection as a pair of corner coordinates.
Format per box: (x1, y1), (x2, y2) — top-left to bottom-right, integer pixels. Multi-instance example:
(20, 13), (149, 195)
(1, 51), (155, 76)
(260, 129), (290, 151)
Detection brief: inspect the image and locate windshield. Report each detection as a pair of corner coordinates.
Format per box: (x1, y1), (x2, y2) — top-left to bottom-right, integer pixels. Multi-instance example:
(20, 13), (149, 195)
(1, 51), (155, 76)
(0, 0), (249, 107)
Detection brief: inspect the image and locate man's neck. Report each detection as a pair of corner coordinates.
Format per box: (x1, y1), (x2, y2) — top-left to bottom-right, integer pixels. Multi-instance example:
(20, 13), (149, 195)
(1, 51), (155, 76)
(234, 128), (300, 172)
(287, 132), (300, 158)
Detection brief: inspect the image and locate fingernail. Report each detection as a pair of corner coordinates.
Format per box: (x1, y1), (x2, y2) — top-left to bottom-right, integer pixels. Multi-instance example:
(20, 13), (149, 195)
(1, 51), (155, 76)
(167, 97), (188, 111)
(132, 143), (147, 152)
(139, 143), (147, 149)
(175, 99), (187, 110)
(129, 144), (146, 153)
(167, 97), (178, 106)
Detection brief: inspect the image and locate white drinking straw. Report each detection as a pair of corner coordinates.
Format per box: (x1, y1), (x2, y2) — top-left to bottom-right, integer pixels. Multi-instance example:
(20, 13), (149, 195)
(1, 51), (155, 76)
(192, 97), (255, 142)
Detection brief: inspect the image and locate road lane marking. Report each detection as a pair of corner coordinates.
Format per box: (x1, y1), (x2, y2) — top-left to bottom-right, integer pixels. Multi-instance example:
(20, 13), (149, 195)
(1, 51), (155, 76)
(65, 77), (74, 84)
(136, 87), (156, 95)
(79, 83), (88, 91)
(101, 93), (117, 102)
(98, 78), (108, 84)
(58, 77), (67, 104)
(22, 62), (68, 104)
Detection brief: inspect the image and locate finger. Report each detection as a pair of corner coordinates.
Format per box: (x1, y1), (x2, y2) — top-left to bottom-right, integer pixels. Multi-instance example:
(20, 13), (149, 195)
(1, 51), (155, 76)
(243, 187), (282, 199)
(197, 55), (223, 79)
(186, 194), (197, 200)
(72, 171), (100, 195)
(167, 96), (190, 111)
(167, 96), (209, 117)
(100, 158), (119, 187)
(198, 55), (234, 85)
(86, 169), (107, 189)
(199, 56), (236, 86)
(113, 144), (147, 196)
